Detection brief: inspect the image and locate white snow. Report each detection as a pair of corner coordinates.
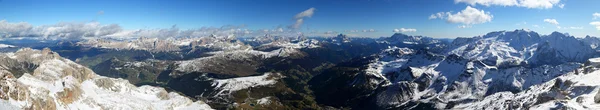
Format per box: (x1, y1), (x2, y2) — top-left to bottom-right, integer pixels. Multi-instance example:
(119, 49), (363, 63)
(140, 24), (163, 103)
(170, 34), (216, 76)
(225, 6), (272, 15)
(174, 48), (300, 73)
(259, 39), (320, 49)
(256, 97), (272, 105)
(211, 73), (282, 96)
(0, 100), (18, 110)
(0, 48), (213, 110)
(0, 44), (15, 48)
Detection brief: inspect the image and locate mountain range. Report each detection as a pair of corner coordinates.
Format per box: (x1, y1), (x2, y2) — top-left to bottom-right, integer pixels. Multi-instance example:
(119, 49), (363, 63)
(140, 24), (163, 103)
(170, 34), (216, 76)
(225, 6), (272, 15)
(2, 29), (600, 109)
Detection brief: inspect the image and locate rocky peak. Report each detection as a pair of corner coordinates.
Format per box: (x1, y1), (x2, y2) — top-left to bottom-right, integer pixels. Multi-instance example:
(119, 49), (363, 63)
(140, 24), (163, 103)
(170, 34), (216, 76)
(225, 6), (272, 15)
(330, 34), (350, 43)
(480, 30), (542, 49)
(381, 47), (415, 57)
(0, 48), (212, 109)
(389, 33), (412, 40)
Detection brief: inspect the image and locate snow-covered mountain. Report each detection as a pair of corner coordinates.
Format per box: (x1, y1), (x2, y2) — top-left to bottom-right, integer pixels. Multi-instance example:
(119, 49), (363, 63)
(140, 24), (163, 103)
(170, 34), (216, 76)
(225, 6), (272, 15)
(6, 29), (600, 109)
(78, 34), (251, 52)
(449, 29), (596, 67)
(310, 30), (600, 109)
(312, 46), (583, 109)
(328, 34), (351, 45)
(172, 48), (305, 77)
(583, 35), (600, 50)
(455, 58), (600, 109)
(0, 48), (212, 109)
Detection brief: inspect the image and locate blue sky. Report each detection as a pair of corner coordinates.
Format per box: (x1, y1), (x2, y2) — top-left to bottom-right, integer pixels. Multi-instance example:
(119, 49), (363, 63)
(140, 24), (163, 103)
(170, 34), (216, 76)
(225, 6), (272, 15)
(1, 0), (600, 38)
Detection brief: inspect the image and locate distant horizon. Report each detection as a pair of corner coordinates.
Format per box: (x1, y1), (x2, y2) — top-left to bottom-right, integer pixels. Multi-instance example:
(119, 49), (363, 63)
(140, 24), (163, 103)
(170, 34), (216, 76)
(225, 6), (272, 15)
(1, 0), (600, 38)
(0, 24), (592, 39)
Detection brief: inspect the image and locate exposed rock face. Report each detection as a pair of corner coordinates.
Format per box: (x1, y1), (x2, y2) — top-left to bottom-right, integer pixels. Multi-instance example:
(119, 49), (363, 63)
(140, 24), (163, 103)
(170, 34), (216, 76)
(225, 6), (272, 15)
(172, 48), (305, 77)
(78, 37), (182, 52)
(0, 48), (212, 109)
(328, 34), (351, 45)
(310, 45), (583, 109)
(595, 90), (600, 103)
(78, 35), (252, 52)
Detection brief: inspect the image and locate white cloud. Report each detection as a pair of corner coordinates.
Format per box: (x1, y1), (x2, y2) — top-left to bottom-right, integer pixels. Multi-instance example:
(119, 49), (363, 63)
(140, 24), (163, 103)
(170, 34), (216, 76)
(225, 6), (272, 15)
(393, 28), (417, 33)
(558, 4), (564, 8)
(345, 30), (359, 33)
(557, 26), (583, 29)
(0, 20), (275, 39)
(543, 19), (559, 25)
(458, 25), (472, 28)
(324, 31), (338, 35)
(290, 7), (316, 29)
(0, 20), (34, 37)
(519, 0), (561, 9)
(591, 21), (600, 30)
(344, 29), (376, 33)
(593, 13), (600, 20)
(429, 12), (451, 19)
(294, 8), (316, 19)
(430, 6), (493, 26)
(0, 20), (124, 39)
(362, 29), (376, 32)
(532, 24), (540, 28)
(454, 0), (518, 6)
(97, 10), (104, 15)
(454, 0), (562, 9)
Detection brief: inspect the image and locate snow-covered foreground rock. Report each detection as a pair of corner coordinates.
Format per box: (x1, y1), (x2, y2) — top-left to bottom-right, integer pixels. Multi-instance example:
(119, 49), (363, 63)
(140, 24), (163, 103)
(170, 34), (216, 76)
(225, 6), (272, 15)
(454, 58), (600, 109)
(373, 47), (581, 108)
(311, 45), (585, 109)
(0, 48), (212, 109)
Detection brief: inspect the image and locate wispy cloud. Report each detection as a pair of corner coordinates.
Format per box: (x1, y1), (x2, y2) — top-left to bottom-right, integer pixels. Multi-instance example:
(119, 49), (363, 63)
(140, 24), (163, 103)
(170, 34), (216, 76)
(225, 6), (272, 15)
(515, 21), (527, 25)
(593, 13), (600, 20)
(344, 30), (359, 33)
(343, 29), (376, 33)
(0, 20), (294, 39)
(543, 19), (559, 25)
(0, 20), (122, 39)
(290, 7), (316, 29)
(0, 20), (34, 38)
(591, 21), (600, 30)
(458, 25), (472, 28)
(454, 0), (562, 9)
(429, 6), (493, 28)
(558, 4), (565, 8)
(557, 26), (583, 29)
(362, 29), (376, 32)
(393, 28), (417, 33)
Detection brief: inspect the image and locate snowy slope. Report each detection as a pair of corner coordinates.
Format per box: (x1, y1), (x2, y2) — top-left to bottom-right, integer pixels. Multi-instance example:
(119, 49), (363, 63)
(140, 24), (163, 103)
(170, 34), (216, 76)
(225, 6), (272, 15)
(448, 29), (595, 67)
(453, 58), (600, 109)
(211, 73), (284, 96)
(0, 48), (212, 110)
(345, 30), (600, 109)
(173, 48), (303, 75)
(331, 40), (585, 109)
(258, 39), (320, 49)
